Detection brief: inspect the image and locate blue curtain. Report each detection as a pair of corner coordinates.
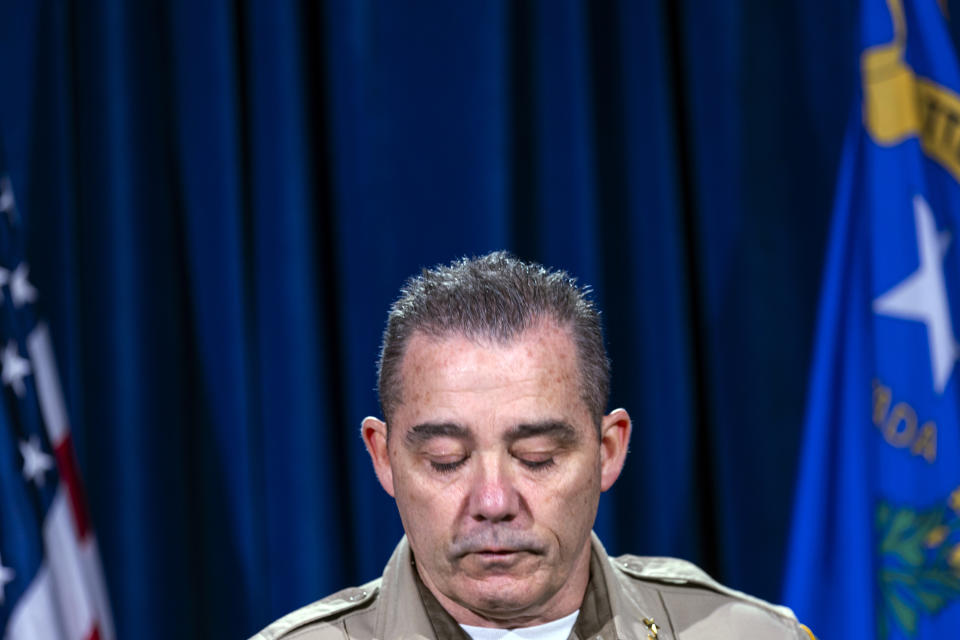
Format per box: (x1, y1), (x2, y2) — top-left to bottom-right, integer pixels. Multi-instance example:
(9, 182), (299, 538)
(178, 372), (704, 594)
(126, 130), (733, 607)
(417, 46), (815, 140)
(0, 0), (868, 637)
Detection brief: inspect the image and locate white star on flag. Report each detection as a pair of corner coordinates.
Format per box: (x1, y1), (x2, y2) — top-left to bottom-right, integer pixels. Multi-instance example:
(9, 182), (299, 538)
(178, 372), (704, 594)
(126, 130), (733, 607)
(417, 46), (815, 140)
(1, 339), (31, 397)
(0, 552), (14, 605)
(19, 435), (54, 487)
(873, 194), (960, 393)
(10, 263), (37, 307)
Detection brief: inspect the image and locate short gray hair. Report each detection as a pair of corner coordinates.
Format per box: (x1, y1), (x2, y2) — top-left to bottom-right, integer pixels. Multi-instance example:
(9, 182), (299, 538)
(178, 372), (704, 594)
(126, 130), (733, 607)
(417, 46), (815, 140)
(376, 252), (610, 430)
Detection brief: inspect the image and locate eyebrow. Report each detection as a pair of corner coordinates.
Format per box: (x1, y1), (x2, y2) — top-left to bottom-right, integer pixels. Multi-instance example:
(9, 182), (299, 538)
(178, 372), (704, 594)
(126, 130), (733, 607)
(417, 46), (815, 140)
(503, 421), (581, 447)
(402, 420), (582, 448)
(404, 422), (473, 447)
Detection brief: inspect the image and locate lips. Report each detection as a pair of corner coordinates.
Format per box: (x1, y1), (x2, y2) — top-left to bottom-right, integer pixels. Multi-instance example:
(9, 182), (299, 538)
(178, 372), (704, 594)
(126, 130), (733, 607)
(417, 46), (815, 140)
(467, 549), (530, 570)
(458, 546), (536, 560)
(475, 549), (522, 557)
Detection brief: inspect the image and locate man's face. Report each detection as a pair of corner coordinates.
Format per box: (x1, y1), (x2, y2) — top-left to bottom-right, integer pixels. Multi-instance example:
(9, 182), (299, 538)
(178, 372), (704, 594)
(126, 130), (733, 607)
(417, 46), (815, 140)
(363, 324), (630, 627)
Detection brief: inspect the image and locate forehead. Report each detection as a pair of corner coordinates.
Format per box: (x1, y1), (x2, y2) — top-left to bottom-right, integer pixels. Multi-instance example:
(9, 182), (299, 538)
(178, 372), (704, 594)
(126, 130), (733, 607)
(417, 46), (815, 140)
(393, 325), (589, 428)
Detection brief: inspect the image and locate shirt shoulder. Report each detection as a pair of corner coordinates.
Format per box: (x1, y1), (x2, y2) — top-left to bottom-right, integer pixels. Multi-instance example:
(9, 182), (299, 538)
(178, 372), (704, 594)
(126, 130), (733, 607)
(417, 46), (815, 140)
(612, 554), (816, 640)
(248, 579), (381, 640)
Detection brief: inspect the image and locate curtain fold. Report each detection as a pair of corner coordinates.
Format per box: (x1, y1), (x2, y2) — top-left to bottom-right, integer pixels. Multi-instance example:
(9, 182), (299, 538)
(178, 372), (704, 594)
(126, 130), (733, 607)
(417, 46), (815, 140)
(0, 0), (860, 637)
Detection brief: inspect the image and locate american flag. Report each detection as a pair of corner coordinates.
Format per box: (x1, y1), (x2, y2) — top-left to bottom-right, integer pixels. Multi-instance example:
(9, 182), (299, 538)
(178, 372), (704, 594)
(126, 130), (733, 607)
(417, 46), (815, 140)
(0, 173), (114, 639)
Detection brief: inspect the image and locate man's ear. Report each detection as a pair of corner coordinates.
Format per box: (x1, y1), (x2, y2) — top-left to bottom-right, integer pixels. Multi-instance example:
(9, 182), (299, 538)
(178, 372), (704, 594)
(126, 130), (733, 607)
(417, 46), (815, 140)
(599, 408), (632, 492)
(362, 416), (395, 497)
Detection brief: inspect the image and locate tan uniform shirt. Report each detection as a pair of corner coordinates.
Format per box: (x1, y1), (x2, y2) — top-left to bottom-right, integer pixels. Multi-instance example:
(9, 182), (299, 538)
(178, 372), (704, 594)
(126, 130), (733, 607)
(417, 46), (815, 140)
(250, 533), (815, 640)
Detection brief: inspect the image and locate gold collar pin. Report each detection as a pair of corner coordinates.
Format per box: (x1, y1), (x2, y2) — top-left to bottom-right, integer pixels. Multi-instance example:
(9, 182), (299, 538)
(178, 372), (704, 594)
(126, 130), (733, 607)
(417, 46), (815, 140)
(643, 617), (659, 639)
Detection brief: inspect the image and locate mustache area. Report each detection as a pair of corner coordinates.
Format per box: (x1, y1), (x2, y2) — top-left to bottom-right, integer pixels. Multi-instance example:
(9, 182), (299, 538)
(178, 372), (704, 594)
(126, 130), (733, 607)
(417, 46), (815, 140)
(449, 529), (547, 559)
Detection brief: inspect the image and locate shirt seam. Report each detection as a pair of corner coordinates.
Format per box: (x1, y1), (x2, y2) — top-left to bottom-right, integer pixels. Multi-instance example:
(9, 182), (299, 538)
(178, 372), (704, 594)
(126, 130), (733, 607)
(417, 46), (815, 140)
(656, 590), (678, 638)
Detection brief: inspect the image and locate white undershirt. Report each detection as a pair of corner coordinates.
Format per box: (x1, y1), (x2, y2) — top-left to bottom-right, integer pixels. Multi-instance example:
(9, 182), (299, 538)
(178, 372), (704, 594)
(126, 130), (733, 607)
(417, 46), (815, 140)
(459, 609), (580, 640)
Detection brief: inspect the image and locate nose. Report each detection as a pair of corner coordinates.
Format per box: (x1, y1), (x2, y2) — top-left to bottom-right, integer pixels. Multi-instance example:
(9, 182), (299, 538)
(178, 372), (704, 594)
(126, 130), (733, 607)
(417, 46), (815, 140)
(467, 454), (520, 523)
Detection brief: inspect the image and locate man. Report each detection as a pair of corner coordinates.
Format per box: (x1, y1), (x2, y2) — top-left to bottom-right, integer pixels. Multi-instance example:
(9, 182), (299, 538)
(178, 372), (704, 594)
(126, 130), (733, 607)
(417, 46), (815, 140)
(252, 253), (813, 640)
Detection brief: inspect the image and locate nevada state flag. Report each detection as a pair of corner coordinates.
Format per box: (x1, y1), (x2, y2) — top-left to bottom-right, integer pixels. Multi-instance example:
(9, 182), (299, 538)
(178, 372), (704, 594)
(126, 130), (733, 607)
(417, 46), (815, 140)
(784, 1), (960, 638)
(0, 169), (114, 637)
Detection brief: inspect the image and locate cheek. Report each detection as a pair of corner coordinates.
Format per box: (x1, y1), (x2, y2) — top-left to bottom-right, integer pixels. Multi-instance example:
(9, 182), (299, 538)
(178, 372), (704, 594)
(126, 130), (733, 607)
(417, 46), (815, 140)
(392, 465), (465, 532)
(529, 463), (601, 532)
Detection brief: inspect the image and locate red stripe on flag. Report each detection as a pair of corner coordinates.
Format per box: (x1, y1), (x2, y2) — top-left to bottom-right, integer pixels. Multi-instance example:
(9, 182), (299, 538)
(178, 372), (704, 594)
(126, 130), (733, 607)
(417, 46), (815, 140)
(86, 626), (101, 640)
(53, 434), (92, 539)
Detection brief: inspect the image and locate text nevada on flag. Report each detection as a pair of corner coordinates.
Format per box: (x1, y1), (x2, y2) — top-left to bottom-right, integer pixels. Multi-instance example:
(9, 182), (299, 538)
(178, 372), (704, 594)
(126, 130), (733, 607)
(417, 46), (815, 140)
(0, 166), (114, 637)
(784, 1), (960, 639)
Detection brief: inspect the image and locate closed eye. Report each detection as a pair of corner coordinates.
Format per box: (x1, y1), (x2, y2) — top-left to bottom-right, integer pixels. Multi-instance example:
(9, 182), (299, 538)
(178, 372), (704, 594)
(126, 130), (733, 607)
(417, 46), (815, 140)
(518, 457), (555, 471)
(430, 456), (469, 473)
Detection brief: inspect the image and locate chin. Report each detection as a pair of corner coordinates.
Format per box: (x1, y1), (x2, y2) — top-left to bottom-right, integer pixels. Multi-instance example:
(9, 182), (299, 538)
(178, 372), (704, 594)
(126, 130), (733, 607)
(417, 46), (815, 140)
(460, 575), (546, 614)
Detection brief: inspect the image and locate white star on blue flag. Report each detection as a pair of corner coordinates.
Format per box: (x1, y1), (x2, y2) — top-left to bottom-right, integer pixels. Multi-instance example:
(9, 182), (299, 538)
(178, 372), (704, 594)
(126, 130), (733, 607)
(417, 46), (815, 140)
(873, 194), (959, 393)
